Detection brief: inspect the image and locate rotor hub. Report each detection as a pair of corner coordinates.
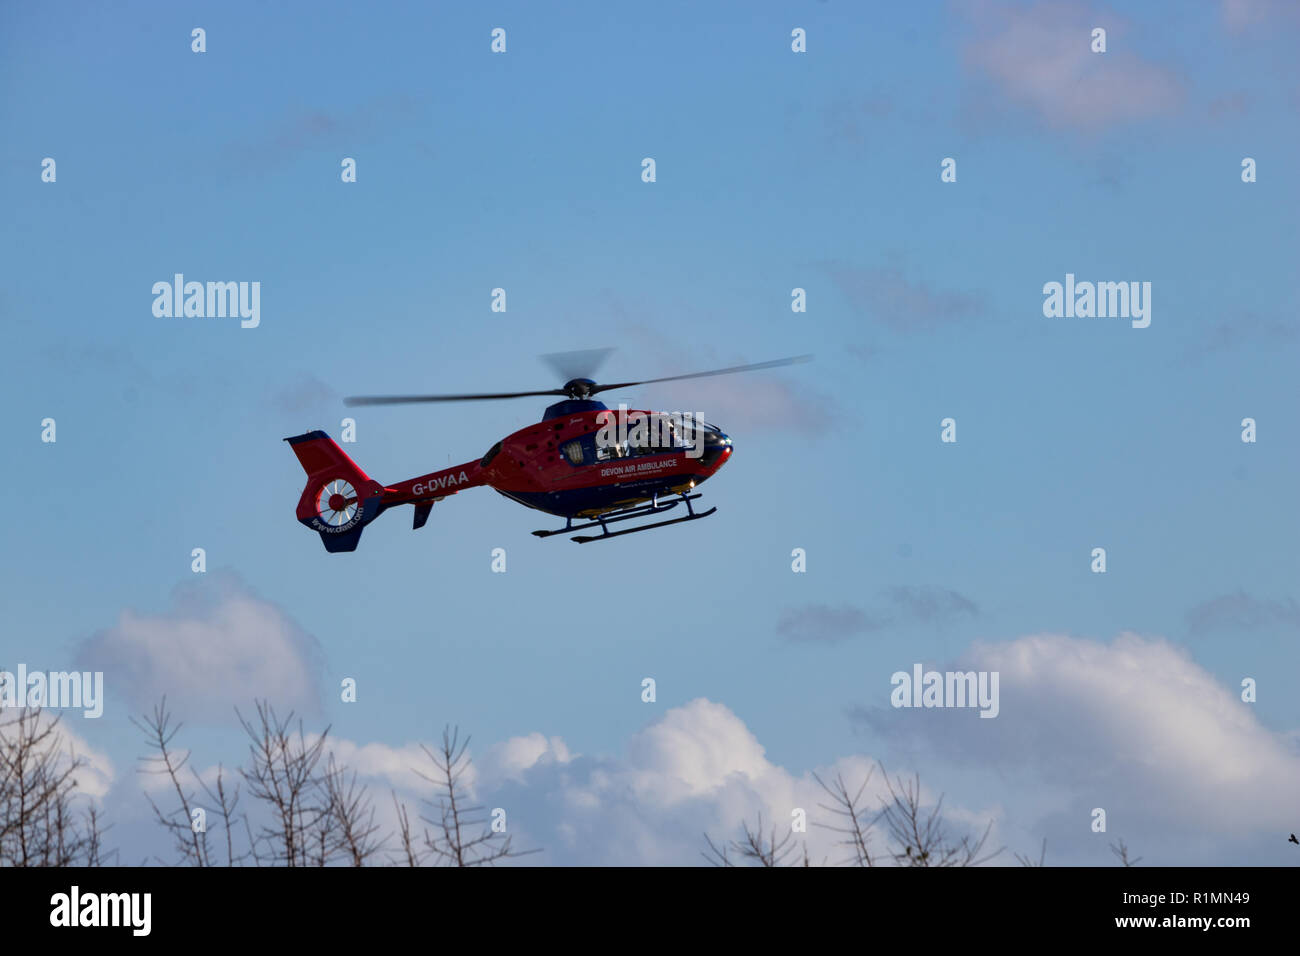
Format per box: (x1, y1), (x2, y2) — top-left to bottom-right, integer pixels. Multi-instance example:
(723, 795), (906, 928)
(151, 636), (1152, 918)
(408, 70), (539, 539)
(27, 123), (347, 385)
(562, 377), (598, 399)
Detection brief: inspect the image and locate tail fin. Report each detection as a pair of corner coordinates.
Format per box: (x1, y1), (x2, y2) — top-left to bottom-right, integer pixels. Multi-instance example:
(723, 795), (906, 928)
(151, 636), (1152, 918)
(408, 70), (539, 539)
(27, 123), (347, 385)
(284, 431), (387, 553)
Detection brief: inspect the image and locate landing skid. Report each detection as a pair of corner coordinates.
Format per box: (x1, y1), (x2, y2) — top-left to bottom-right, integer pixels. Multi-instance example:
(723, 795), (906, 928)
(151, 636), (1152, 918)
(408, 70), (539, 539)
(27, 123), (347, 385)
(531, 493), (717, 544)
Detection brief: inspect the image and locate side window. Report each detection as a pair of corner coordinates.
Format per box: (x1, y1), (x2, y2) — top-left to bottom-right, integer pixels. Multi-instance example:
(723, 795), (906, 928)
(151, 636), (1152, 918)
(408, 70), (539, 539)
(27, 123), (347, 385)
(560, 440), (584, 465)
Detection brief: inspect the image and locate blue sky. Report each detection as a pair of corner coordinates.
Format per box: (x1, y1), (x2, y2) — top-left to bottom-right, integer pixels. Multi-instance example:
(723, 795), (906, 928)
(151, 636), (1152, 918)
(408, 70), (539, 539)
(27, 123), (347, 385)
(2, 0), (1298, 865)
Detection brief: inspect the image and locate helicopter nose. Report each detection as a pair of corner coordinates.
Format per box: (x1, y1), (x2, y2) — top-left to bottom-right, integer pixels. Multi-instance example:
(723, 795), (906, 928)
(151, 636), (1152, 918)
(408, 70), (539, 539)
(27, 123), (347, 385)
(700, 429), (732, 468)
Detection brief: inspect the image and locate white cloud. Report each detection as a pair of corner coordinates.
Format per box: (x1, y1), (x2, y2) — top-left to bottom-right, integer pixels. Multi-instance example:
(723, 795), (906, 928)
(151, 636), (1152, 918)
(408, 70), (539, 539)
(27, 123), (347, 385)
(960, 0), (1183, 131)
(263, 700), (897, 866)
(976, 634), (1298, 825)
(97, 634), (1300, 865)
(478, 732), (574, 789)
(854, 632), (1300, 862)
(473, 635), (1300, 864)
(0, 709), (114, 801)
(77, 574), (324, 721)
(462, 700), (906, 866)
(313, 736), (434, 794)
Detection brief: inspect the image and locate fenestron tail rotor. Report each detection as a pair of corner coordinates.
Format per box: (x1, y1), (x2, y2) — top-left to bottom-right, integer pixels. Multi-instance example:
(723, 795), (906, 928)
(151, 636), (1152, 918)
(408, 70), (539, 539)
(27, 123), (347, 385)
(316, 478), (358, 527)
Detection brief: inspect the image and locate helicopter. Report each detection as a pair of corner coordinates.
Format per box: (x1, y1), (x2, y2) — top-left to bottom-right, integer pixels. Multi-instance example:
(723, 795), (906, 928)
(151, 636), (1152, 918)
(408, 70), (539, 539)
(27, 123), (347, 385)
(284, 351), (810, 550)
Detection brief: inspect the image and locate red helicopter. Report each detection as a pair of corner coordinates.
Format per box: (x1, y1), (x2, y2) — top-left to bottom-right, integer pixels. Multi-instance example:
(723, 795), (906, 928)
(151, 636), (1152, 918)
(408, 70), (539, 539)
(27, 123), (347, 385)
(284, 351), (809, 550)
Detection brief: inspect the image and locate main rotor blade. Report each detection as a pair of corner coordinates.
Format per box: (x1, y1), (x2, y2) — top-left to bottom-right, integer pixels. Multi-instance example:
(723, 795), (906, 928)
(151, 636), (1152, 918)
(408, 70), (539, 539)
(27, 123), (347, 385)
(591, 354), (812, 394)
(344, 389), (566, 407)
(541, 347), (615, 384)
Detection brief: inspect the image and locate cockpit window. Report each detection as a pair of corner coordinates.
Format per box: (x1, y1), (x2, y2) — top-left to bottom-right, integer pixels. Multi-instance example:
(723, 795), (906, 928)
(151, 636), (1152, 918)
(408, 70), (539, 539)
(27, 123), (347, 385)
(563, 415), (718, 465)
(626, 413), (711, 456)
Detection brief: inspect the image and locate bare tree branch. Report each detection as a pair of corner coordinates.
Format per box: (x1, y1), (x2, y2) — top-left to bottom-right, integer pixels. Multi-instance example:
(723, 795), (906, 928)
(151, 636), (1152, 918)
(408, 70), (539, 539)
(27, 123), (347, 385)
(391, 792), (424, 867)
(130, 698), (208, 866)
(0, 705), (110, 866)
(876, 764), (1003, 867)
(813, 769), (875, 866)
(1014, 837), (1047, 867)
(703, 811), (802, 867)
(1109, 838), (1142, 866)
(235, 700), (334, 867)
(416, 725), (538, 866)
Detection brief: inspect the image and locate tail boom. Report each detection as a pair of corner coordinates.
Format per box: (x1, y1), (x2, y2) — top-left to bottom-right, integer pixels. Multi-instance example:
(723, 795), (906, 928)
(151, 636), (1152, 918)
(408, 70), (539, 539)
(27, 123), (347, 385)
(380, 461), (487, 506)
(285, 431), (487, 552)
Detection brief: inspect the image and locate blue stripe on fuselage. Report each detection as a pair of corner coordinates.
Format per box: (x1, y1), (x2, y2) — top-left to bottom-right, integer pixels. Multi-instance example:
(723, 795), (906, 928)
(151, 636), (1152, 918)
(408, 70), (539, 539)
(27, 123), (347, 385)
(496, 473), (707, 517)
